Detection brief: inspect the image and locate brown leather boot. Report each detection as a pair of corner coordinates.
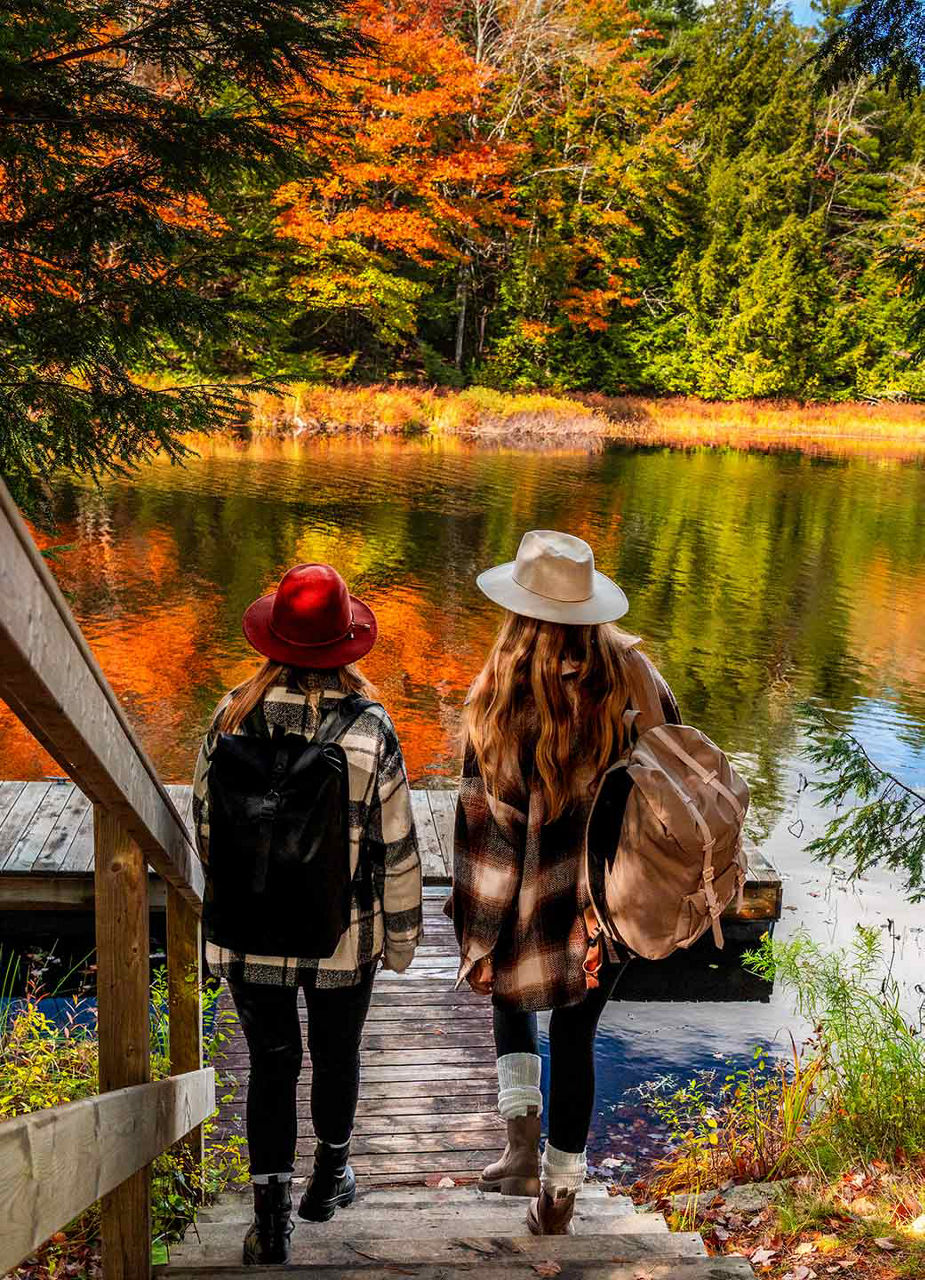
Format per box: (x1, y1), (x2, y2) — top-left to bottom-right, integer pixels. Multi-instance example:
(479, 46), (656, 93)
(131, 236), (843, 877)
(478, 1108), (541, 1195)
(527, 1188), (576, 1235)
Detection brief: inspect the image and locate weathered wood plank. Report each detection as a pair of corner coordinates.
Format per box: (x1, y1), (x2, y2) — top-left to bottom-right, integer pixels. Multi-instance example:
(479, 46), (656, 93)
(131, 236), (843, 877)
(31, 785), (90, 874)
(426, 789), (456, 878)
(0, 780), (27, 829)
(168, 886), (205, 1183)
(1, 780), (71, 872)
(158, 1261), (754, 1279)
(0, 482), (201, 903)
(410, 791), (444, 880)
(69, 798), (97, 872)
(0, 1069), (214, 1277)
(0, 781), (51, 870)
(95, 808), (153, 1280)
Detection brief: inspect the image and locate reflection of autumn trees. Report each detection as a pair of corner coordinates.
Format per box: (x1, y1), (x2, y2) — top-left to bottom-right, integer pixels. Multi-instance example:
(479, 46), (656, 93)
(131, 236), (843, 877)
(8, 442), (925, 815)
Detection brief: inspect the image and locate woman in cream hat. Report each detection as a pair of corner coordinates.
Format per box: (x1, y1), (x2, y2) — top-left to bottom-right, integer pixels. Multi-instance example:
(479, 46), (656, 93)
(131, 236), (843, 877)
(447, 531), (680, 1235)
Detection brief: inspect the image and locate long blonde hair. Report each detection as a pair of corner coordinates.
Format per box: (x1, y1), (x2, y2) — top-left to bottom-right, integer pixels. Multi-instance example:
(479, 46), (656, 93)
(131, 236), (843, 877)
(465, 614), (631, 821)
(219, 661), (376, 734)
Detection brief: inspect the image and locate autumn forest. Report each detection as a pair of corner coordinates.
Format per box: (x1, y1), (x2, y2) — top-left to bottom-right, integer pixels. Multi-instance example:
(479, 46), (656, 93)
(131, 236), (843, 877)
(188, 0), (925, 401)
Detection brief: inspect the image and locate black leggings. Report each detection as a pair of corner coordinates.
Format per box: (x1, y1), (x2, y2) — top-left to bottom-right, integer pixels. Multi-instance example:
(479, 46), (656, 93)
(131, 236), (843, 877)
(228, 964), (375, 1177)
(492, 966), (623, 1154)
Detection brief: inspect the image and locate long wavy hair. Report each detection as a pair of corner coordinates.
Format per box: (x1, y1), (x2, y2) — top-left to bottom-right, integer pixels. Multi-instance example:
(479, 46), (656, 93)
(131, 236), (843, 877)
(465, 613), (631, 821)
(219, 660), (376, 734)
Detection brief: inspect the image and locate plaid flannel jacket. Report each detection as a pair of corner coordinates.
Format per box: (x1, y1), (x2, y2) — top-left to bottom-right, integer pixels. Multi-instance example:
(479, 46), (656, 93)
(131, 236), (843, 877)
(192, 672), (422, 987)
(448, 642), (680, 1012)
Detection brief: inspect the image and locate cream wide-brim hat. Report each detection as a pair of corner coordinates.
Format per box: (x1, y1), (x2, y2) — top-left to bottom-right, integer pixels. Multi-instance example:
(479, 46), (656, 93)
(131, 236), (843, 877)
(476, 530), (629, 625)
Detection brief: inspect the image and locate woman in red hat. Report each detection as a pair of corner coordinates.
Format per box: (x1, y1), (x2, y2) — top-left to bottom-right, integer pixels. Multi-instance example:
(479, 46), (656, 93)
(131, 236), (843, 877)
(192, 564), (422, 1266)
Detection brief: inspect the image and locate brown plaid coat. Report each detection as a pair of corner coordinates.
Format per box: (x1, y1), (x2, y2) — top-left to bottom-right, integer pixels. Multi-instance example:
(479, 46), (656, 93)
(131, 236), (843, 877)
(447, 642), (680, 1012)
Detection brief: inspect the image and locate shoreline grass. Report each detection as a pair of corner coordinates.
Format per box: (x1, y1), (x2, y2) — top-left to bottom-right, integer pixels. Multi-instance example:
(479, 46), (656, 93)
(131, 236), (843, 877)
(227, 383), (925, 459)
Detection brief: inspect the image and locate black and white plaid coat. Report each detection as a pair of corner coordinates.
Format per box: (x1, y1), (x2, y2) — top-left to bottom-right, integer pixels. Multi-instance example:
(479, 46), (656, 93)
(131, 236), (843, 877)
(192, 671), (423, 987)
(448, 642), (679, 1012)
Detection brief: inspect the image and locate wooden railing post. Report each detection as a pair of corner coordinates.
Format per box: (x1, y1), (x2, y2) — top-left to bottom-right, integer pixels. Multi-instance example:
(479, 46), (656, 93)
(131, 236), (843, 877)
(167, 885), (205, 1188)
(95, 806), (152, 1280)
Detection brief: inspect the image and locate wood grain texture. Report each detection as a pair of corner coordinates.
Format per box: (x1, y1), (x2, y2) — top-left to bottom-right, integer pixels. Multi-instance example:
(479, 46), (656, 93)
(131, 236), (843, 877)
(0, 481), (201, 902)
(168, 885), (205, 1181)
(410, 791), (445, 880)
(31, 784), (91, 874)
(95, 807), (153, 1280)
(0, 1069), (214, 1277)
(426, 789), (456, 877)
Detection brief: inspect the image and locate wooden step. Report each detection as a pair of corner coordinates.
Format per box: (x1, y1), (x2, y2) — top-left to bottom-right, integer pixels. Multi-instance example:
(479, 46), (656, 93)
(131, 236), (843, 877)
(157, 1236), (755, 1278)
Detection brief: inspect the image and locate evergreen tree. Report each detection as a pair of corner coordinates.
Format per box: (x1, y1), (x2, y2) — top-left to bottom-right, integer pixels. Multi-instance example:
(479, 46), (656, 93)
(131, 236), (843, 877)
(0, 0), (362, 512)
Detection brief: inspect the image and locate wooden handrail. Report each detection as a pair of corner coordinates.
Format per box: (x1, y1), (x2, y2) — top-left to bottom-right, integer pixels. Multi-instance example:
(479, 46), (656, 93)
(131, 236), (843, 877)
(0, 479), (203, 903)
(0, 1068), (216, 1275)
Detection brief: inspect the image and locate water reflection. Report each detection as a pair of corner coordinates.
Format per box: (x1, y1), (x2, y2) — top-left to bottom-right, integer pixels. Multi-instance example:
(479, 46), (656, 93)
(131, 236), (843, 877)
(5, 434), (925, 1165)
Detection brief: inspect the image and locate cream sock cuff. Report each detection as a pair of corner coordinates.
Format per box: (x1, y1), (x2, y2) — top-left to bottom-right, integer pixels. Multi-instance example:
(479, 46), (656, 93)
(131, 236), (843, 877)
(541, 1141), (587, 1195)
(496, 1052), (543, 1120)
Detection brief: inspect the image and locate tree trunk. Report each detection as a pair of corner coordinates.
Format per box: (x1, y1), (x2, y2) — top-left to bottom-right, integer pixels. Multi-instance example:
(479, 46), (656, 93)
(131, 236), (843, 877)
(455, 267), (468, 368)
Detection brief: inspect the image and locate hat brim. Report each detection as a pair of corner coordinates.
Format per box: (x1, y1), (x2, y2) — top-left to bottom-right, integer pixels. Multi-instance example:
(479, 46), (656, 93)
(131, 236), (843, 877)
(242, 592), (378, 669)
(476, 562), (629, 625)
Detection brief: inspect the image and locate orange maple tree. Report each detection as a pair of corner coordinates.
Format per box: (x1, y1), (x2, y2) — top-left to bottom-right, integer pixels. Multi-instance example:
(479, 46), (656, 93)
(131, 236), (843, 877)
(276, 0), (522, 355)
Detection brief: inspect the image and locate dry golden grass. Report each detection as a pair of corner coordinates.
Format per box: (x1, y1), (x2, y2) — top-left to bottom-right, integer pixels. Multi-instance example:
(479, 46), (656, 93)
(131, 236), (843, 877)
(233, 383), (925, 458)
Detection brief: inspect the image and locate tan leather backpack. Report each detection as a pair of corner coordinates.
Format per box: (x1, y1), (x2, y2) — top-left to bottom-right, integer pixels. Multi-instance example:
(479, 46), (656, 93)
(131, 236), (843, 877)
(583, 651), (750, 967)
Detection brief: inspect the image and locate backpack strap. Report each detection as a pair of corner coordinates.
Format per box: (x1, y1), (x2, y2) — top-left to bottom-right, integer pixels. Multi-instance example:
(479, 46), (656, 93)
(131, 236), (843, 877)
(312, 694), (375, 747)
(622, 649), (668, 736)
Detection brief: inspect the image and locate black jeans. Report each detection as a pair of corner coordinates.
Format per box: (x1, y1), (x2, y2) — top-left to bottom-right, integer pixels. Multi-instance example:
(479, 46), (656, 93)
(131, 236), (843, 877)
(492, 964), (625, 1154)
(228, 964), (376, 1177)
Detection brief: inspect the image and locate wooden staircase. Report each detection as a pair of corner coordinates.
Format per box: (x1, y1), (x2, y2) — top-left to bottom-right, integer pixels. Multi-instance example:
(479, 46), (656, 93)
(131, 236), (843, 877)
(157, 1185), (755, 1277)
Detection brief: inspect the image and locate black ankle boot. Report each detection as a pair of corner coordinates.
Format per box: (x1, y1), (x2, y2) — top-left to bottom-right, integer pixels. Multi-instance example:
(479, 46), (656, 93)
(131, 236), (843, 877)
(298, 1140), (357, 1222)
(242, 1177), (293, 1266)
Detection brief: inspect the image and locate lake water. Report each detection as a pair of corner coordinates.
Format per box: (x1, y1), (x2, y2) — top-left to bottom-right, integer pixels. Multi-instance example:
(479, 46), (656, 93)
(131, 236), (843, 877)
(6, 434), (925, 1174)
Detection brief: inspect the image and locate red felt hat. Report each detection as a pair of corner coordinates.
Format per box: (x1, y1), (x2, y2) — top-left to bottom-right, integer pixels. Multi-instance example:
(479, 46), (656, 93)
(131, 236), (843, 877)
(242, 564), (377, 669)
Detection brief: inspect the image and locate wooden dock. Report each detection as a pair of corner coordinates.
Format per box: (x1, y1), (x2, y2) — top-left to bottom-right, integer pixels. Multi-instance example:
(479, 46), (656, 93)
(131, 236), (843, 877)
(0, 779), (781, 924)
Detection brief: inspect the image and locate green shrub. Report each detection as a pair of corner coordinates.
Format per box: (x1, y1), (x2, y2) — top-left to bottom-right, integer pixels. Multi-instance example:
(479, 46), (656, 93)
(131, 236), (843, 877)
(745, 927), (925, 1162)
(1, 953), (246, 1277)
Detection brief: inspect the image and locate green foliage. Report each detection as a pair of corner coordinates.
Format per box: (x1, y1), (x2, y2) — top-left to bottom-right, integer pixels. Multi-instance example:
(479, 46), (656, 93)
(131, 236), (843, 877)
(637, 1044), (826, 1192)
(0, 0), (364, 512)
(0, 953), (246, 1276)
(745, 929), (925, 1161)
(815, 0), (925, 98)
(801, 703), (925, 900)
(642, 930), (925, 1197)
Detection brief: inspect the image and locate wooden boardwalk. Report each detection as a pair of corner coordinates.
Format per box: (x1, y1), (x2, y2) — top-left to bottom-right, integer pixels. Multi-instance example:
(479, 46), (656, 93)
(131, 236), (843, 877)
(0, 782), (457, 910)
(212, 885), (503, 1187)
(0, 780), (781, 923)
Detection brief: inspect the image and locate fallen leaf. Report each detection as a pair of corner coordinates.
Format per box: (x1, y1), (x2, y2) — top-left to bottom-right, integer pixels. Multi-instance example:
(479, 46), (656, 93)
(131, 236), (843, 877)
(750, 1246), (778, 1266)
(437, 1176), (455, 1188)
(795, 1241), (816, 1255)
(873, 1237), (898, 1251)
(456, 1239), (497, 1256)
(849, 1196), (877, 1216)
(532, 1264), (562, 1277)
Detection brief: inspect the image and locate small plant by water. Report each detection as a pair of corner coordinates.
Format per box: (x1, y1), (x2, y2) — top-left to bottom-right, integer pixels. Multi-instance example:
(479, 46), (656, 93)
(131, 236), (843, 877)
(1, 952), (246, 1278)
(637, 927), (925, 1204)
(746, 927), (925, 1163)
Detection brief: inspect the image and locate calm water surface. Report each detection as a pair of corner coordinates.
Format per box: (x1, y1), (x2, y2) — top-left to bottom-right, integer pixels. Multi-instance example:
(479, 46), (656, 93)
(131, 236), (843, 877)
(7, 435), (925, 1172)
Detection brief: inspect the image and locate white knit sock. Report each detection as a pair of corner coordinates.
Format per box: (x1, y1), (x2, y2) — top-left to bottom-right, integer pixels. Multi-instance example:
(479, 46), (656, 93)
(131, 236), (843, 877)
(541, 1141), (587, 1195)
(496, 1052), (543, 1120)
(252, 1171), (292, 1185)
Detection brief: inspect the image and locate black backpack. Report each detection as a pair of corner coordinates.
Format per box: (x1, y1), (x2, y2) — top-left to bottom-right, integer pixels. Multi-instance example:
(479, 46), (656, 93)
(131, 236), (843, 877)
(203, 694), (374, 959)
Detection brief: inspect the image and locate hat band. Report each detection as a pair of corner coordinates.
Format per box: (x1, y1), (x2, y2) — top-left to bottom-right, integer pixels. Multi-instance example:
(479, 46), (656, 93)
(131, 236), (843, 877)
(268, 613), (372, 650)
(511, 566), (594, 604)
